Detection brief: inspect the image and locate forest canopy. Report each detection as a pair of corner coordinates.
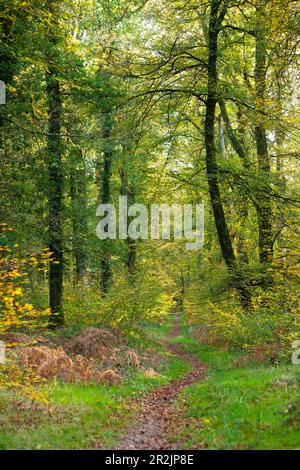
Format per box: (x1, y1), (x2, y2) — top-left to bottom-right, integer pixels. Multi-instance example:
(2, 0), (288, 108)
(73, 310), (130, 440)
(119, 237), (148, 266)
(0, 0), (299, 367)
(0, 0), (300, 452)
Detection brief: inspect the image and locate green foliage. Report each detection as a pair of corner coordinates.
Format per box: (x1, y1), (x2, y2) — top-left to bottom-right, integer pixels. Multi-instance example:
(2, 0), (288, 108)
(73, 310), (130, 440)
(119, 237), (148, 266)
(0, 0), (299, 451)
(0, 231), (49, 401)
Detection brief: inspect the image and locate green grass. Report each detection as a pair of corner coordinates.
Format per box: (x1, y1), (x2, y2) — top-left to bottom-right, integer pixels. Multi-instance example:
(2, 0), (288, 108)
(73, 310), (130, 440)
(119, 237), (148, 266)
(0, 327), (189, 450)
(172, 335), (300, 450)
(2, 318), (299, 450)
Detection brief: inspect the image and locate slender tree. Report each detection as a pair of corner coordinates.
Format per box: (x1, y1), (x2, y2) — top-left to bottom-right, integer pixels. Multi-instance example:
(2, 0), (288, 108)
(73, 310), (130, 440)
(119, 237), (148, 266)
(119, 144), (137, 276)
(70, 146), (88, 285)
(204, 0), (251, 306)
(46, 0), (63, 326)
(254, 0), (273, 265)
(100, 103), (113, 292)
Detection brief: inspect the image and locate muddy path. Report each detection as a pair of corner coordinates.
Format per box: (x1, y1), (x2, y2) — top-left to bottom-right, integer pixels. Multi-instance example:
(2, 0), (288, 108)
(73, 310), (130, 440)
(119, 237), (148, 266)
(115, 315), (206, 450)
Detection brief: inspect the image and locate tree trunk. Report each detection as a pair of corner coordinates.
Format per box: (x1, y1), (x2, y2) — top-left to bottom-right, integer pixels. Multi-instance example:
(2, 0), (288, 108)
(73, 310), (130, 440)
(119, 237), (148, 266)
(100, 111), (113, 292)
(119, 157), (137, 276)
(70, 147), (88, 285)
(204, 0), (251, 308)
(0, 15), (17, 127)
(204, 0), (236, 270)
(255, 0), (273, 264)
(46, 68), (64, 326)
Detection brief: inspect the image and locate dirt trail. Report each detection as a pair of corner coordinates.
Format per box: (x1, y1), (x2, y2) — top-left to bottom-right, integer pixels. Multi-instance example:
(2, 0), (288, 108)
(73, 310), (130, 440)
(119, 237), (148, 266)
(115, 315), (206, 450)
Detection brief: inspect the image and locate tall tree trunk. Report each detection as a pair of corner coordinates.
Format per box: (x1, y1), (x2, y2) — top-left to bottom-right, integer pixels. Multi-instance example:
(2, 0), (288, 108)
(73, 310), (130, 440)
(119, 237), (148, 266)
(204, 0), (235, 270)
(255, 0), (273, 264)
(70, 147), (88, 285)
(0, 15), (17, 128)
(0, 36), (10, 219)
(46, 67), (63, 326)
(119, 156), (137, 276)
(218, 99), (251, 264)
(204, 0), (251, 307)
(100, 111), (113, 292)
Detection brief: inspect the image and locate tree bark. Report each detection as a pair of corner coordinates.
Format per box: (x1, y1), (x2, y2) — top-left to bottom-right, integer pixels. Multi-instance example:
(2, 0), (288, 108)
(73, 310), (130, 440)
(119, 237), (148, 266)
(119, 152), (137, 276)
(204, 0), (236, 270)
(0, 15), (17, 127)
(204, 0), (251, 308)
(254, 0), (273, 264)
(70, 147), (88, 284)
(100, 111), (113, 292)
(46, 68), (64, 326)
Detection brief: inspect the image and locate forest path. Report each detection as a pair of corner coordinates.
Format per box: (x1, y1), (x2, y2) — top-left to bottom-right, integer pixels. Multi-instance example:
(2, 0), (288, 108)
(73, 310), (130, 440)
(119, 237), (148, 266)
(115, 314), (206, 450)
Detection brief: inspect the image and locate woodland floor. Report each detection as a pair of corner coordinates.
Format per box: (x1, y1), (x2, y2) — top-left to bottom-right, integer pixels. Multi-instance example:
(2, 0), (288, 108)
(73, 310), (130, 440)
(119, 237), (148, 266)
(0, 314), (300, 450)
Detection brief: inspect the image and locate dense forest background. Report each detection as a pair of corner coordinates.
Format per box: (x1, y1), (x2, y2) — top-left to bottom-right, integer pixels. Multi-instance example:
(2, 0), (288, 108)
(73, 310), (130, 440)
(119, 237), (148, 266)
(0, 0), (300, 394)
(1, 0), (300, 451)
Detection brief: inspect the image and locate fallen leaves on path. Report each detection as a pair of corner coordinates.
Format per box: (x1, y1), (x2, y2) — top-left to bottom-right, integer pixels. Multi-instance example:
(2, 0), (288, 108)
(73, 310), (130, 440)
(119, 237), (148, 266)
(114, 316), (206, 450)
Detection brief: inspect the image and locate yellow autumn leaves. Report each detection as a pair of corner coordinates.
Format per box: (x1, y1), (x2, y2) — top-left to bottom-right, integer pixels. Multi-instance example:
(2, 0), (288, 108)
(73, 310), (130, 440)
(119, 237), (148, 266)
(0, 225), (51, 401)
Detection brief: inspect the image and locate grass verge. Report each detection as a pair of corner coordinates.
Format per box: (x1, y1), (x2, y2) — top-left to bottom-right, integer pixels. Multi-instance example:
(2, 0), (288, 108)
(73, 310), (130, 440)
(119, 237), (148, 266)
(172, 334), (300, 450)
